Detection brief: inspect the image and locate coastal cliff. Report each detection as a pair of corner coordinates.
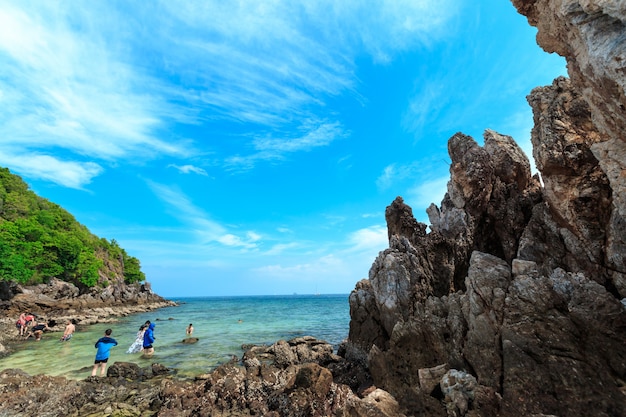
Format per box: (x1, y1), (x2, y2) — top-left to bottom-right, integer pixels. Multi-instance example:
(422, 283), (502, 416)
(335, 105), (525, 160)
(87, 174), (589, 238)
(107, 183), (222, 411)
(348, 0), (626, 415)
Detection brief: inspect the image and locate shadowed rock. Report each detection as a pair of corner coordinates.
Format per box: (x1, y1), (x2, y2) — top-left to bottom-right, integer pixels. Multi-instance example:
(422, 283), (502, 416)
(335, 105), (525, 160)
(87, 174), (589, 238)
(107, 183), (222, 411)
(347, 1), (626, 414)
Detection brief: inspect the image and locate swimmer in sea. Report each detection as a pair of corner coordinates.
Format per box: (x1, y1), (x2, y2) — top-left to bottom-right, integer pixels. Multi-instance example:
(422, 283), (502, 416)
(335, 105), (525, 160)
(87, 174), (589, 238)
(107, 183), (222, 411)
(60, 319), (75, 341)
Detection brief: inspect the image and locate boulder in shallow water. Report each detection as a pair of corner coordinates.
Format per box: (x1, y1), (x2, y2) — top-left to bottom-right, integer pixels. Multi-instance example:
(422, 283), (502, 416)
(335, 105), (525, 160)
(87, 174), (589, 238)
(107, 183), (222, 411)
(107, 361), (144, 380)
(182, 337), (199, 344)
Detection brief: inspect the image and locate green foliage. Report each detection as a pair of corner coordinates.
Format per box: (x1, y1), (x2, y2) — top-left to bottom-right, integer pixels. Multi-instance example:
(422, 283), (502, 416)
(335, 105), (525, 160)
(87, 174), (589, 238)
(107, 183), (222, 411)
(0, 167), (146, 288)
(123, 255), (146, 284)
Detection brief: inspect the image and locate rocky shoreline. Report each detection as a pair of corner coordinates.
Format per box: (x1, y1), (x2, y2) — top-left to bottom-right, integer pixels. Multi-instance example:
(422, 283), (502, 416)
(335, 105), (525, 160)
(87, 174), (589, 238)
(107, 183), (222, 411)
(0, 280), (393, 416)
(0, 336), (392, 417)
(0, 278), (177, 357)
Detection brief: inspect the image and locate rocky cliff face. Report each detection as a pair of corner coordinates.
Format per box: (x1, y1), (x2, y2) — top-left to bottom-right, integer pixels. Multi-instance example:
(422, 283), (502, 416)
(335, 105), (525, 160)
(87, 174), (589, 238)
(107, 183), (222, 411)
(348, 0), (626, 416)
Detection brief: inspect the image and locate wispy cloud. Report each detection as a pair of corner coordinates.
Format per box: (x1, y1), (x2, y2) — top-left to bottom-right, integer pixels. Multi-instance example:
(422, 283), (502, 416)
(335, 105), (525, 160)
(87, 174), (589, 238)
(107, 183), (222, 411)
(402, 81), (449, 137)
(263, 242), (300, 256)
(254, 121), (346, 153)
(250, 223), (387, 287)
(0, 3), (187, 188)
(376, 162), (449, 222)
(159, 0), (459, 135)
(0, 151), (102, 189)
(224, 121), (349, 171)
(376, 162), (424, 190)
(168, 164), (209, 176)
(345, 225), (388, 253)
(300, 0), (459, 63)
(146, 181), (225, 238)
(218, 232), (261, 250)
(146, 180), (263, 250)
(405, 176), (449, 221)
(0, 0), (459, 188)
(253, 254), (343, 280)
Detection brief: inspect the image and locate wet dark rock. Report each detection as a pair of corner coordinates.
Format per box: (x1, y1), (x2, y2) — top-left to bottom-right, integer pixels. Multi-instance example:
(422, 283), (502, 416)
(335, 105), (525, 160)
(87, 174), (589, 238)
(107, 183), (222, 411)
(107, 361), (145, 380)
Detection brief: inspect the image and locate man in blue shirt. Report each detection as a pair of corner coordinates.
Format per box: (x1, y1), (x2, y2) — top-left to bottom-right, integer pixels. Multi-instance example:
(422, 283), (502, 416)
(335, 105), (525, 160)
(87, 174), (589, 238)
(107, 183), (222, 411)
(92, 328), (118, 376)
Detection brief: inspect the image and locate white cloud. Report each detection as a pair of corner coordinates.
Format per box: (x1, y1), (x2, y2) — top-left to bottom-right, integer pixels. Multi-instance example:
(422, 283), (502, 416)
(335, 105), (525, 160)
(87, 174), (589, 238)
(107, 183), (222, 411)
(217, 234), (259, 250)
(345, 225), (388, 253)
(0, 2), (192, 187)
(251, 224), (387, 286)
(402, 81), (448, 137)
(168, 164), (209, 176)
(0, 0), (461, 186)
(252, 253), (343, 280)
(0, 151), (102, 189)
(300, 0), (459, 63)
(254, 121), (347, 153)
(146, 180), (264, 250)
(146, 181), (226, 238)
(224, 121), (349, 171)
(376, 162), (424, 190)
(405, 176), (449, 220)
(160, 0), (459, 130)
(263, 242), (300, 256)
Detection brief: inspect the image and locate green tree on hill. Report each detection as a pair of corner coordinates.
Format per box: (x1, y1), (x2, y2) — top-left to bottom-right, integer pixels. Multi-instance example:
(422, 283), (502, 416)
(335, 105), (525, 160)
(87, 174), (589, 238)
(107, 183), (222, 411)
(0, 167), (145, 289)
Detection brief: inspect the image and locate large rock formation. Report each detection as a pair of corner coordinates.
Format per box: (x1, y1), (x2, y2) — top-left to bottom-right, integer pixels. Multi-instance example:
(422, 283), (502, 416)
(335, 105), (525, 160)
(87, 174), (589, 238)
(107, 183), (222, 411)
(347, 1), (626, 416)
(516, 0), (626, 298)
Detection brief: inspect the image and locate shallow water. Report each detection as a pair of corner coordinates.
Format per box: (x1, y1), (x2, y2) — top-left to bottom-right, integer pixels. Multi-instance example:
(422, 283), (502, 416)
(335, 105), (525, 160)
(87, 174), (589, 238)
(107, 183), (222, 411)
(0, 294), (350, 380)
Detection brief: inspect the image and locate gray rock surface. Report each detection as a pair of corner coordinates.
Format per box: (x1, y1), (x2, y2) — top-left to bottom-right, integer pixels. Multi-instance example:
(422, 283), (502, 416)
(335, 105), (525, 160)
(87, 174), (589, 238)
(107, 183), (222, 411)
(348, 4), (626, 412)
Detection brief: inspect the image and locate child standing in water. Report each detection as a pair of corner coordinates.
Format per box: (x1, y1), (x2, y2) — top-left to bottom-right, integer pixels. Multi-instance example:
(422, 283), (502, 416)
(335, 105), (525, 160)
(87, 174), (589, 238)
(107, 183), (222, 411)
(186, 323), (194, 336)
(92, 329), (118, 376)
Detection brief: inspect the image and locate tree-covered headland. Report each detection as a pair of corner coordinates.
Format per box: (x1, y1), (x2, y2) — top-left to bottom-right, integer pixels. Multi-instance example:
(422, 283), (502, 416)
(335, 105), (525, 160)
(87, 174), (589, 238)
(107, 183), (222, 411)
(0, 167), (145, 290)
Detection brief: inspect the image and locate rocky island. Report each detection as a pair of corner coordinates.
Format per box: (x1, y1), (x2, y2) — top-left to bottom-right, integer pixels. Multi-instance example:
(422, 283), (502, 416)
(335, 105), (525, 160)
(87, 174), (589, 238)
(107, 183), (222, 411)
(0, 0), (625, 416)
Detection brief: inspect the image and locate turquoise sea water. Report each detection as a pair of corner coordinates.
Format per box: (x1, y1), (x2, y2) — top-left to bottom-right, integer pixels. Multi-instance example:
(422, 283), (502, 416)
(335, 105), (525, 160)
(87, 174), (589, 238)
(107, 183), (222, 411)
(0, 294), (350, 380)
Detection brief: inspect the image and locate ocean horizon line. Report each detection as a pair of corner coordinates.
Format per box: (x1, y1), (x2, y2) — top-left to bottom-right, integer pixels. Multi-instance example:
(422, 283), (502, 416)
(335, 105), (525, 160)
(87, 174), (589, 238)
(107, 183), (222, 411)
(166, 292), (351, 301)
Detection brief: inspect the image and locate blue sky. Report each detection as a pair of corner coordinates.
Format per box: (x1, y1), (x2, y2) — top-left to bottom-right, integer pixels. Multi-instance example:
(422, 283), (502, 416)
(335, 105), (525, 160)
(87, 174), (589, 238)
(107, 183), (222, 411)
(0, 0), (565, 297)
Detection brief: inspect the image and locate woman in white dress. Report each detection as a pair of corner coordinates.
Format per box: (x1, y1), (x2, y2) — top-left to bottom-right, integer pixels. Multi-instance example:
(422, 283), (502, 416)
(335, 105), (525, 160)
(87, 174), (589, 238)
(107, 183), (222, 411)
(127, 321), (149, 353)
